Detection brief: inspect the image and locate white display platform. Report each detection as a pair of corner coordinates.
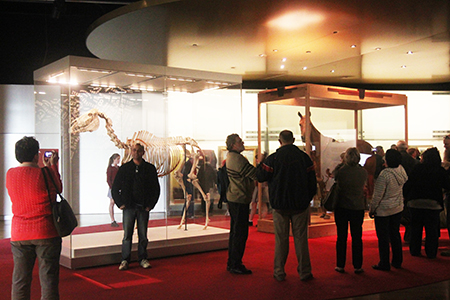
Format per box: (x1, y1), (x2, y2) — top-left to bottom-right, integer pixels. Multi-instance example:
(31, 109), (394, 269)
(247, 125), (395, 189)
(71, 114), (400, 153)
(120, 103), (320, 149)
(61, 224), (229, 269)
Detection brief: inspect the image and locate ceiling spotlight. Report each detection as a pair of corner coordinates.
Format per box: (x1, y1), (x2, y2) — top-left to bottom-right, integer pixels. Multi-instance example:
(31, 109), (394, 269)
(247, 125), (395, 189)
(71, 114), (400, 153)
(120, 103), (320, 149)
(406, 51), (413, 55)
(273, 49), (278, 52)
(306, 51), (311, 54)
(282, 58), (287, 62)
(330, 69), (335, 73)
(192, 43), (198, 47)
(351, 45), (357, 48)
(401, 65), (407, 68)
(303, 66), (307, 70)
(375, 47), (381, 51)
(333, 31), (338, 34)
(280, 65), (285, 69)
(259, 54), (267, 57)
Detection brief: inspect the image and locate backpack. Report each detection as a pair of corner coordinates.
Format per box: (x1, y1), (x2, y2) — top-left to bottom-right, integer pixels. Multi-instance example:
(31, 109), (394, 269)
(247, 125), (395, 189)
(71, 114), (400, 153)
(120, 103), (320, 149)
(217, 164), (229, 208)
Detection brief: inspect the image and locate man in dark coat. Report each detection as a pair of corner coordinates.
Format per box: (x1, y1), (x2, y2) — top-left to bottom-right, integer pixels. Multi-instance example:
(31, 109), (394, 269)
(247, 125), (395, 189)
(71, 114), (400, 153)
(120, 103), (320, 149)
(256, 130), (317, 282)
(112, 143), (160, 270)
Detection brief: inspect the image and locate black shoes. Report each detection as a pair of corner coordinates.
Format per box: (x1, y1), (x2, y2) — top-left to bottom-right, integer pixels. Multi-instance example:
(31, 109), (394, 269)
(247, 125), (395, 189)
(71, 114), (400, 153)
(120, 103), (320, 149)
(372, 264), (390, 271)
(228, 264), (252, 275)
(300, 273), (314, 281)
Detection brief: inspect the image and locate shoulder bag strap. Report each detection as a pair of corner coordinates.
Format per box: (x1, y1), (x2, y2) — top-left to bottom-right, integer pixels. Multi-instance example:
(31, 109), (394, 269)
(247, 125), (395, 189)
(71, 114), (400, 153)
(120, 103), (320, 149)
(42, 166), (61, 195)
(41, 167), (53, 205)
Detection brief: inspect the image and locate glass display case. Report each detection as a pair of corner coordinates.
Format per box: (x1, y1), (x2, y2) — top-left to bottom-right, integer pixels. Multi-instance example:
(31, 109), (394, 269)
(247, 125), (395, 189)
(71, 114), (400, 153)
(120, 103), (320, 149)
(257, 84), (408, 234)
(34, 56), (243, 268)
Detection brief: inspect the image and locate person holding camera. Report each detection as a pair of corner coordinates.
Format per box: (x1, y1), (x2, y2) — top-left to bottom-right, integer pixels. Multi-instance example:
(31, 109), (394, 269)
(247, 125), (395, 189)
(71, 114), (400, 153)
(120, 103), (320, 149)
(6, 137), (62, 299)
(369, 149), (408, 271)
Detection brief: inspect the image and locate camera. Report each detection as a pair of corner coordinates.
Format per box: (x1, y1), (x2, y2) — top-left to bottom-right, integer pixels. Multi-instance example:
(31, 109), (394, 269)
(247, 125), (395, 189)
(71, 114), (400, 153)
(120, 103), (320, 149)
(44, 151), (52, 158)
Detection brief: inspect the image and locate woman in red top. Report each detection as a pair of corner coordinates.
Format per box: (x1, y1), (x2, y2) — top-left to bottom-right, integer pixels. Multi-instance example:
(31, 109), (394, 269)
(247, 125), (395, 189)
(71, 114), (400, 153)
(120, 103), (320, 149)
(6, 136), (62, 300)
(107, 153), (120, 227)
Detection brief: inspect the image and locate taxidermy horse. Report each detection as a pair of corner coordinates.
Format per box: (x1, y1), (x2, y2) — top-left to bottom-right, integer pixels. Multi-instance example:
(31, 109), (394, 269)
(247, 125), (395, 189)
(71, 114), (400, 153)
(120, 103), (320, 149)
(298, 112), (373, 200)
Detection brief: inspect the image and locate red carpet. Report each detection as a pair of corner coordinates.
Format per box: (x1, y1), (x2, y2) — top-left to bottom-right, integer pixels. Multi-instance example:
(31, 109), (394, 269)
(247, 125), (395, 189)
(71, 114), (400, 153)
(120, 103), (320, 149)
(1, 227), (450, 300)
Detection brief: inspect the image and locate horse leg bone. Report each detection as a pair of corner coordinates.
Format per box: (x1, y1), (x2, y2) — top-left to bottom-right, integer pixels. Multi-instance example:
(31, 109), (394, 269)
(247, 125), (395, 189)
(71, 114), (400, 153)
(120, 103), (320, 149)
(203, 193), (211, 230)
(178, 194), (192, 229)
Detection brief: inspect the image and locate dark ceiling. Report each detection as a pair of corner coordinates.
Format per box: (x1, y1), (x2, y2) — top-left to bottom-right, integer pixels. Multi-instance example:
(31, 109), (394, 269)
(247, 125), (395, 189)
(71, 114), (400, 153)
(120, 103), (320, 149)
(2, 0), (450, 90)
(0, 0), (134, 84)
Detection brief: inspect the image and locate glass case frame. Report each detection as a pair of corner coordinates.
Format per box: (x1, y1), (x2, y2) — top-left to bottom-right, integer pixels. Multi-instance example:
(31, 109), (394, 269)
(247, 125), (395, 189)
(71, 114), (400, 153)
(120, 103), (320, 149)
(256, 83), (408, 233)
(34, 56), (242, 268)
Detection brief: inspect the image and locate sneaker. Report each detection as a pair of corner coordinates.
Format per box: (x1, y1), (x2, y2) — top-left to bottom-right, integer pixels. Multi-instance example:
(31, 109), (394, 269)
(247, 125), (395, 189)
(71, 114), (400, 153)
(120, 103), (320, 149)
(354, 268), (364, 274)
(334, 267), (345, 273)
(119, 260), (128, 270)
(140, 259), (152, 269)
(111, 221), (119, 227)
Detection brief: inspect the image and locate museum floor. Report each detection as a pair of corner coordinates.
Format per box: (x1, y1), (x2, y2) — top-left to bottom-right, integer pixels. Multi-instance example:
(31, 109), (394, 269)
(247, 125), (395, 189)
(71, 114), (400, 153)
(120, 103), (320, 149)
(1, 213), (449, 299)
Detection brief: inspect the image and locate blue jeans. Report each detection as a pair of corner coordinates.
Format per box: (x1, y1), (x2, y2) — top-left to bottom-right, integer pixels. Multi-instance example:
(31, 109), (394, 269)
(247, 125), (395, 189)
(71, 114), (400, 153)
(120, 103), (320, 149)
(11, 237), (62, 300)
(122, 207), (150, 262)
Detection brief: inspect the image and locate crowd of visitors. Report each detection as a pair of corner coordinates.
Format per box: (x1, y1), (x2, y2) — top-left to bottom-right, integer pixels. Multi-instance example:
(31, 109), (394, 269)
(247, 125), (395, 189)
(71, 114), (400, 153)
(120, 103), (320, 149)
(6, 132), (450, 299)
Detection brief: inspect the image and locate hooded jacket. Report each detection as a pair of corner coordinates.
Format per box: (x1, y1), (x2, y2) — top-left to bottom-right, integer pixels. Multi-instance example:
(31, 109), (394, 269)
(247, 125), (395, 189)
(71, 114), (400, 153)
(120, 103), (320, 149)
(370, 165), (408, 217)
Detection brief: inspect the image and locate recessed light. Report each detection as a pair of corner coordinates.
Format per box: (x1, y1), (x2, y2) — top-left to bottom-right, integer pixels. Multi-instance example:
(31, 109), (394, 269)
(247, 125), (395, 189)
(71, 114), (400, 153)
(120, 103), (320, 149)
(330, 69), (335, 73)
(303, 66), (307, 70)
(282, 58), (287, 62)
(406, 51), (413, 55)
(401, 65), (407, 68)
(375, 47), (381, 51)
(333, 31), (338, 34)
(306, 51), (311, 54)
(280, 65), (285, 69)
(351, 45), (357, 48)
(192, 43), (198, 47)
(259, 54), (267, 57)
(273, 49), (278, 52)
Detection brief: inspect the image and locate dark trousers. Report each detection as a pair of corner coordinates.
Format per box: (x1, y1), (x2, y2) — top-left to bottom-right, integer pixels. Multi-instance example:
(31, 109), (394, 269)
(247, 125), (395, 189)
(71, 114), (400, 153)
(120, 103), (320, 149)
(122, 207), (150, 262)
(401, 206), (412, 243)
(334, 207), (365, 269)
(445, 194), (450, 237)
(11, 237), (62, 300)
(409, 207), (441, 258)
(374, 212), (403, 268)
(227, 201), (250, 269)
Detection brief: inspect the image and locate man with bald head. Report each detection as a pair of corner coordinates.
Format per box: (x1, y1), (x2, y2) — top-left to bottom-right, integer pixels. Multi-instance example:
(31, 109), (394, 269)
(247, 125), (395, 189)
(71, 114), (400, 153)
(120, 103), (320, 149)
(257, 130), (317, 282)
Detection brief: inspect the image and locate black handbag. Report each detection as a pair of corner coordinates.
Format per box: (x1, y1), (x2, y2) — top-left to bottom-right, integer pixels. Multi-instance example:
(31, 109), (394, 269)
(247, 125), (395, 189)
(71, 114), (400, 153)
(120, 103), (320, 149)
(322, 181), (340, 211)
(42, 167), (78, 237)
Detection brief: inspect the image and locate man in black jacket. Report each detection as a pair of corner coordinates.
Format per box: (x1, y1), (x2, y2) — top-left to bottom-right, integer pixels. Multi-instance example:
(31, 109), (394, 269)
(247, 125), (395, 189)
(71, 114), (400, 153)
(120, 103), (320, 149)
(112, 143), (160, 270)
(256, 130), (316, 282)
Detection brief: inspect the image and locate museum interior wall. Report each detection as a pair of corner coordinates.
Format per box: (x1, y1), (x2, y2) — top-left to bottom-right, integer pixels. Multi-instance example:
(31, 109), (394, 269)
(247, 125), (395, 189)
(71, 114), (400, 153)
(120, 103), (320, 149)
(1, 85), (450, 220)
